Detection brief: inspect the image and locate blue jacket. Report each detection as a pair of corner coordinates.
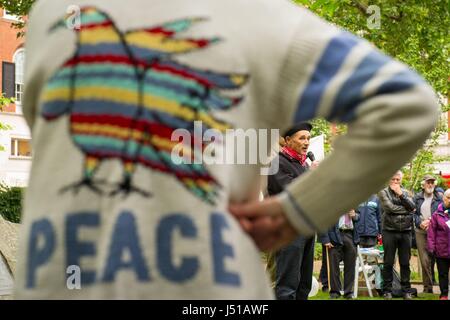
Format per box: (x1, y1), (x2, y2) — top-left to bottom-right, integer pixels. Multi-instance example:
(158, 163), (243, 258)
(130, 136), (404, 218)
(413, 190), (442, 228)
(355, 195), (381, 237)
(320, 214), (360, 246)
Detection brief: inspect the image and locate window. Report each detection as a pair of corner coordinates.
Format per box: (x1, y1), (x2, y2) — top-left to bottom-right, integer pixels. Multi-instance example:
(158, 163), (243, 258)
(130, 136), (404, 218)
(13, 49), (25, 108)
(1, 61), (15, 99)
(3, 9), (20, 21)
(10, 138), (32, 158)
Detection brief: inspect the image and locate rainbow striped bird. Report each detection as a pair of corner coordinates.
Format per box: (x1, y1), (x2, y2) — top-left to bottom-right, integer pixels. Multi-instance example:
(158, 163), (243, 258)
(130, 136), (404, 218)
(41, 7), (248, 205)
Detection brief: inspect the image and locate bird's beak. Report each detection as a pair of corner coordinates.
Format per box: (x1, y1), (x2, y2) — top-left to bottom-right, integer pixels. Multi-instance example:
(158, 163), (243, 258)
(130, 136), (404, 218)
(49, 18), (67, 32)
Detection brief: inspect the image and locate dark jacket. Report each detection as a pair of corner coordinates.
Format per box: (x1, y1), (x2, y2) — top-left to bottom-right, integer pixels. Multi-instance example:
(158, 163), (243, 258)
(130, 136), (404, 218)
(378, 187), (415, 232)
(267, 152), (308, 196)
(355, 195), (381, 237)
(427, 203), (450, 258)
(320, 214), (360, 246)
(413, 190), (442, 229)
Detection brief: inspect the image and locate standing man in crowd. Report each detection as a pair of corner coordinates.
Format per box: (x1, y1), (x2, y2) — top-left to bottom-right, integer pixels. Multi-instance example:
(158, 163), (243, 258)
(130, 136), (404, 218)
(413, 175), (442, 293)
(378, 171), (416, 300)
(320, 209), (359, 299)
(267, 122), (318, 300)
(356, 194), (382, 248)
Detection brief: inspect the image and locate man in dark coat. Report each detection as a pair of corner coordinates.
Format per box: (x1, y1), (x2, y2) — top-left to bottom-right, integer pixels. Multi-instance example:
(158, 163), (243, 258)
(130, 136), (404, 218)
(267, 122), (318, 300)
(378, 170), (416, 300)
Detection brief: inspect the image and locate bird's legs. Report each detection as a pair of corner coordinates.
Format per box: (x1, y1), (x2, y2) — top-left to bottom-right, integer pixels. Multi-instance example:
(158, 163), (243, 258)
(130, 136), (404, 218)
(110, 161), (151, 197)
(60, 156), (105, 195)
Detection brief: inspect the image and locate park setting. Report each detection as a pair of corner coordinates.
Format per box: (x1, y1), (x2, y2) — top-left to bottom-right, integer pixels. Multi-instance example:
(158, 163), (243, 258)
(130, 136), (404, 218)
(0, 0), (449, 302)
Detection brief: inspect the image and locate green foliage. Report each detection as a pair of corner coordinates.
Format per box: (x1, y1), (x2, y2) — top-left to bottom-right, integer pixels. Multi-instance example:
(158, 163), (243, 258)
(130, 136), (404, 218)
(314, 241), (323, 260)
(0, 183), (23, 223)
(295, 0), (449, 186)
(0, 0), (34, 36)
(0, 93), (14, 108)
(0, 0), (34, 16)
(293, 0), (450, 104)
(402, 116), (447, 192)
(311, 118), (347, 154)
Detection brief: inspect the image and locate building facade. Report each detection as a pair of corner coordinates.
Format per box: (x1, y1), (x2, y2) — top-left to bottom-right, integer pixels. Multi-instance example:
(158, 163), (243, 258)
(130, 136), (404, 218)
(0, 9), (30, 187)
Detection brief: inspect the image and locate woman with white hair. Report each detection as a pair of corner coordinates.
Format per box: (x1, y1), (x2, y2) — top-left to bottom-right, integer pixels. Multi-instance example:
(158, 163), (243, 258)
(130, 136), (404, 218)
(427, 189), (450, 300)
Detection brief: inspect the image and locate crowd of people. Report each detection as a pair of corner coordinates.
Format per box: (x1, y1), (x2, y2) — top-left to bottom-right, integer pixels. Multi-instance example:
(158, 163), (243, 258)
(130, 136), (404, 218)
(265, 125), (450, 300)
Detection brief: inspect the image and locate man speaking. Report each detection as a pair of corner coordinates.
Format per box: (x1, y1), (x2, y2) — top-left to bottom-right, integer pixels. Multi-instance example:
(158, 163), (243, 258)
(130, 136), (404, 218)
(267, 122), (318, 300)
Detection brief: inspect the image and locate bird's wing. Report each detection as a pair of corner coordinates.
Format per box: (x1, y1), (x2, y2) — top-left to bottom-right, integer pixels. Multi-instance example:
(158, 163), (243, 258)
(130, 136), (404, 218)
(42, 7), (143, 161)
(124, 17), (220, 61)
(136, 120), (220, 205)
(124, 18), (249, 205)
(135, 60), (248, 205)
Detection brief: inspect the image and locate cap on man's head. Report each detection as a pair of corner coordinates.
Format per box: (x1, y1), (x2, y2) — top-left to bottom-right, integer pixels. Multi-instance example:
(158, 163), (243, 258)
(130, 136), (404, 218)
(283, 122), (313, 138)
(422, 174), (436, 182)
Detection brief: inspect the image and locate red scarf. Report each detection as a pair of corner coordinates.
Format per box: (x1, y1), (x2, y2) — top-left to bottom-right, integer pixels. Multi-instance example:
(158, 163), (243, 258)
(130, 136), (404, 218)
(281, 146), (307, 165)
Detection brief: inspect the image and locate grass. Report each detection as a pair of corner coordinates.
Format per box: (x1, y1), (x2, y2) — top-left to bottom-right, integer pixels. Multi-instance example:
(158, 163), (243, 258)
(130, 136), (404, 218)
(308, 276), (442, 301)
(309, 289), (439, 300)
(264, 248), (443, 301)
(311, 270), (442, 300)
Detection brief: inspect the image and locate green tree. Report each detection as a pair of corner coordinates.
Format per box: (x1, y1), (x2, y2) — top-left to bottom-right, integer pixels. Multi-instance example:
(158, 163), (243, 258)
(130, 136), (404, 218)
(0, 0), (34, 15)
(0, 0), (34, 36)
(403, 116), (447, 191)
(294, 0), (449, 101)
(295, 0), (449, 190)
(311, 118), (346, 154)
(0, 182), (23, 223)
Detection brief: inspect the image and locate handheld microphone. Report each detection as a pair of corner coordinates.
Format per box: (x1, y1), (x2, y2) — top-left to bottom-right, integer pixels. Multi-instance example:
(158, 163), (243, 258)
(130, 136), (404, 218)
(307, 151), (315, 162)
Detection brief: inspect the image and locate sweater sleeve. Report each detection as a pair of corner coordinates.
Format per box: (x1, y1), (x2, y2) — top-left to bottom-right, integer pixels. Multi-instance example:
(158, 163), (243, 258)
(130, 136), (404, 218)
(427, 216), (437, 254)
(273, 10), (439, 236)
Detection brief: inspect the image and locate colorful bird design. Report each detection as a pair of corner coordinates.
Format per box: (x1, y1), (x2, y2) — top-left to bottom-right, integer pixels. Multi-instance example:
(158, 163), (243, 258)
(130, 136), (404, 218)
(41, 7), (248, 205)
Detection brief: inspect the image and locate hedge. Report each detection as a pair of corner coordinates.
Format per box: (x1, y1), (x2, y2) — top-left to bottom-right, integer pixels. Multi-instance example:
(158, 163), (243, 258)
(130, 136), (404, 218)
(0, 183), (23, 223)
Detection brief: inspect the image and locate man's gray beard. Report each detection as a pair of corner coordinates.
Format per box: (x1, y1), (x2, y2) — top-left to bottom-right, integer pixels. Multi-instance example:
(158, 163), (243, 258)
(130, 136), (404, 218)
(425, 187), (434, 195)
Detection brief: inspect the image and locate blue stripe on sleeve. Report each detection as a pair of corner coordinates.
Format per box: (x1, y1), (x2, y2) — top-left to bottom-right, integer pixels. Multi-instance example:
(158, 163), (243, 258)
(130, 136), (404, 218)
(329, 60), (424, 122)
(294, 32), (358, 122)
(376, 70), (424, 95)
(328, 50), (390, 122)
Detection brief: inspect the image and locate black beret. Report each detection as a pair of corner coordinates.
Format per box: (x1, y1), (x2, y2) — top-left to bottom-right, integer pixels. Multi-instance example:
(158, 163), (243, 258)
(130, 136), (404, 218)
(283, 122), (313, 137)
